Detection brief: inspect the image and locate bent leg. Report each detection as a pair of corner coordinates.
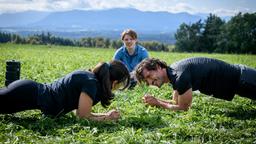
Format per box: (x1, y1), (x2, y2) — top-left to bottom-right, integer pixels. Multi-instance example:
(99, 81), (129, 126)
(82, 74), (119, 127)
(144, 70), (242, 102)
(0, 80), (39, 114)
(236, 66), (256, 100)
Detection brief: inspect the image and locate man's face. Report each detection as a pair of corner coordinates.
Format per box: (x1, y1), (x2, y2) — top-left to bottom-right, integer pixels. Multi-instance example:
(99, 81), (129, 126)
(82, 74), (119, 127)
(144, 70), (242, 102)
(122, 34), (137, 49)
(141, 66), (165, 87)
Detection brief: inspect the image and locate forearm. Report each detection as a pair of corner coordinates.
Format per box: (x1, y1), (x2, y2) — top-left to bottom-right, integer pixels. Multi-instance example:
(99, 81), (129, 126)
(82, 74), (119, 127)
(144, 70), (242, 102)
(158, 98), (176, 104)
(144, 90), (191, 111)
(164, 104), (189, 111)
(155, 98), (175, 108)
(79, 110), (119, 122)
(150, 99), (188, 111)
(156, 100), (174, 109)
(87, 113), (109, 121)
(75, 110), (109, 121)
(162, 90), (190, 111)
(156, 98), (188, 111)
(158, 98), (190, 111)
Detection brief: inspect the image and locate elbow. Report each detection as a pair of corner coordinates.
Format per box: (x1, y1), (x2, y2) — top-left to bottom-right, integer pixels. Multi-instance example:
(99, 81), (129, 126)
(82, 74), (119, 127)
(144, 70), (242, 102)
(77, 114), (91, 119)
(76, 111), (91, 119)
(77, 114), (85, 119)
(76, 113), (84, 119)
(182, 107), (190, 111)
(179, 105), (190, 111)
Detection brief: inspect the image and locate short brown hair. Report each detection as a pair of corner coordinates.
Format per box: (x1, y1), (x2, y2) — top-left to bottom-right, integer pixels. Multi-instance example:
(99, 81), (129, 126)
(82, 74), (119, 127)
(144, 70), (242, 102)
(135, 58), (168, 83)
(121, 29), (137, 40)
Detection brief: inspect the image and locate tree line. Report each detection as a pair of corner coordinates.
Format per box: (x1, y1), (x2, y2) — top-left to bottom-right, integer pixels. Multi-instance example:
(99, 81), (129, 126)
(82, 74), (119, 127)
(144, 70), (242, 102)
(174, 12), (256, 54)
(0, 31), (169, 51)
(1, 12), (255, 53)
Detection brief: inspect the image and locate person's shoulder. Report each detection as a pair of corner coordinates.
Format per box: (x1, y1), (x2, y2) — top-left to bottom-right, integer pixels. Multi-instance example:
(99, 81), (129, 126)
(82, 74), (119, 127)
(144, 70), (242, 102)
(70, 70), (96, 79)
(170, 60), (187, 71)
(113, 47), (126, 59)
(183, 57), (213, 62)
(114, 46), (126, 55)
(71, 70), (89, 75)
(137, 45), (148, 53)
(116, 46), (126, 52)
(137, 44), (147, 50)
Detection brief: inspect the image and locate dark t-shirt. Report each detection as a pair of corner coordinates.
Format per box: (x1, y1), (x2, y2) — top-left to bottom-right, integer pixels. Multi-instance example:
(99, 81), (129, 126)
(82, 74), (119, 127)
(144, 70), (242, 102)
(167, 57), (241, 100)
(37, 70), (102, 116)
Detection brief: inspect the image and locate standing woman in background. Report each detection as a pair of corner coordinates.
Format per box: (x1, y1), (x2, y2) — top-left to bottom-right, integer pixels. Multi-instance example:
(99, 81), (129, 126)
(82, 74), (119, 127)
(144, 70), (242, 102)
(0, 60), (130, 121)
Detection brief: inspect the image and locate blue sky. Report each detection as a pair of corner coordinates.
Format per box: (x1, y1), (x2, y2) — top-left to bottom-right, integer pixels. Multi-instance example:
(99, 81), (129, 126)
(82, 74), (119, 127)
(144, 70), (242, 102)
(0, 0), (255, 16)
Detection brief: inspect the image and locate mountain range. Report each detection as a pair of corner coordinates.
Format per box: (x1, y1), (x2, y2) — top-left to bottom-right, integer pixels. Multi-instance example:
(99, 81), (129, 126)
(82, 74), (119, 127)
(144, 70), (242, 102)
(0, 8), (228, 44)
(0, 8), (208, 32)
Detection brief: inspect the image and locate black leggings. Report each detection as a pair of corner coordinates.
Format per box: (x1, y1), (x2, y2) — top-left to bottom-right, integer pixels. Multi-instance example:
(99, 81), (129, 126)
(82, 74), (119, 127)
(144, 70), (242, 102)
(0, 80), (39, 114)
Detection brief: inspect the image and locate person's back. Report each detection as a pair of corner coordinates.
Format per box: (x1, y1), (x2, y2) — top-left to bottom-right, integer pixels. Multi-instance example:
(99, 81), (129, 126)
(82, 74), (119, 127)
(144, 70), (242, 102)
(169, 57), (241, 100)
(38, 70), (101, 116)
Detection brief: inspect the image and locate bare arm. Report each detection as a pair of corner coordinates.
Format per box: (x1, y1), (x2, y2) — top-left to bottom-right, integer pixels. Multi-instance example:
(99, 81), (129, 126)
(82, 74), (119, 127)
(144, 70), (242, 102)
(143, 89), (192, 111)
(76, 92), (120, 121)
(166, 89), (192, 111)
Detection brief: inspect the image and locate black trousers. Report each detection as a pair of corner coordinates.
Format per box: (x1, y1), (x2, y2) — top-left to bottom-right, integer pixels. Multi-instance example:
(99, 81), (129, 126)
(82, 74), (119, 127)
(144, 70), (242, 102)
(236, 65), (256, 100)
(0, 80), (39, 114)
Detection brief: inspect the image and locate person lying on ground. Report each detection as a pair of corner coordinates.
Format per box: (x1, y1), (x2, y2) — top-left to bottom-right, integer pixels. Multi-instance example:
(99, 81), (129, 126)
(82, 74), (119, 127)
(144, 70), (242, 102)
(135, 57), (256, 111)
(0, 60), (130, 121)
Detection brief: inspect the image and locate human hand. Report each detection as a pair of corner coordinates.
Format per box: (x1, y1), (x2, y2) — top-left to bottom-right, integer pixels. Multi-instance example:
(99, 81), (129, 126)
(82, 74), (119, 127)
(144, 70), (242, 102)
(142, 94), (159, 106)
(106, 109), (120, 121)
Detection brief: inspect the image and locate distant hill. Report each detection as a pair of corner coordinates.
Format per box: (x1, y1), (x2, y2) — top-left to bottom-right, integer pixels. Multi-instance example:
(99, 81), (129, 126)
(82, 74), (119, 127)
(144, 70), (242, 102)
(0, 8), (228, 44)
(0, 8), (204, 32)
(0, 11), (49, 27)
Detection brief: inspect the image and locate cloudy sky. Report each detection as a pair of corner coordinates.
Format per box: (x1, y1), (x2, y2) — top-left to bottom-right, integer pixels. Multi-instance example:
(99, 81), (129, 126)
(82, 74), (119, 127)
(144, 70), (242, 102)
(0, 0), (255, 16)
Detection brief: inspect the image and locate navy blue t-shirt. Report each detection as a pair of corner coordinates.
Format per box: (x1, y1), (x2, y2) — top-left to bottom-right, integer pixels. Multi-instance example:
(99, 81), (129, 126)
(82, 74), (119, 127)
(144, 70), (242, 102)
(167, 57), (241, 100)
(37, 70), (102, 116)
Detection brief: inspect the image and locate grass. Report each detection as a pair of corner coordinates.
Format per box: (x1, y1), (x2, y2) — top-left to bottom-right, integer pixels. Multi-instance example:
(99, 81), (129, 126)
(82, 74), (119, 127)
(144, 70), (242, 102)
(0, 43), (256, 143)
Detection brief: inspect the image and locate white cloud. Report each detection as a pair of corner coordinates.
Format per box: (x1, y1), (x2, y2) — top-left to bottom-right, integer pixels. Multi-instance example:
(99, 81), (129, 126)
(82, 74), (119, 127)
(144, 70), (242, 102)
(200, 7), (253, 17)
(0, 0), (254, 16)
(167, 3), (196, 14)
(48, 0), (89, 11)
(0, 0), (90, 13)
(0, 0), (48, 13)
(0, 0), (197, 13)
(212, 9), (240, 17)
(83, 0), (197, 14)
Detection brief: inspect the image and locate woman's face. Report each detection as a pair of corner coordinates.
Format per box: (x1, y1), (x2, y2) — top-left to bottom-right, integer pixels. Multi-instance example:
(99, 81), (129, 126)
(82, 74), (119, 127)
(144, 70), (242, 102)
(122, 34), (137, 49)
(111, 80), (128, 91)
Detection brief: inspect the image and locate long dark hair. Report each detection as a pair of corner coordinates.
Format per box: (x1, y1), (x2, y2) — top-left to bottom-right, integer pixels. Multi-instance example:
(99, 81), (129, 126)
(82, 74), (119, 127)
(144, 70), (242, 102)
(92, 60), (130, 107)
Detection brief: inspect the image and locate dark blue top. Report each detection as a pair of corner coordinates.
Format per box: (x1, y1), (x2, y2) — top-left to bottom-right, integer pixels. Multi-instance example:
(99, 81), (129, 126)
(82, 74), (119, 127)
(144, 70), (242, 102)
(113, 44), (149, 72)
(167, 57), (241, 100)
(37, 70), (102, 116)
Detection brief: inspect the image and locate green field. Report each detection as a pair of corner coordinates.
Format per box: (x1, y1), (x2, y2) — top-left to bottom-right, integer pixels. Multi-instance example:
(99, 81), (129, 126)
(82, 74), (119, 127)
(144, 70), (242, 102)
(0, 43), (256, 143)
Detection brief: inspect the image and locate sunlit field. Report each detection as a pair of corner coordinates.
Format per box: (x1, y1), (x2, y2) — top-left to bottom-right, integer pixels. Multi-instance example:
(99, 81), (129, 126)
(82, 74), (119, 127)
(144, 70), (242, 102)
(0, 43), (256, 143)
